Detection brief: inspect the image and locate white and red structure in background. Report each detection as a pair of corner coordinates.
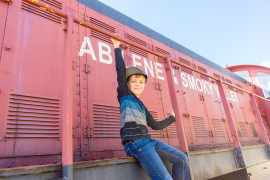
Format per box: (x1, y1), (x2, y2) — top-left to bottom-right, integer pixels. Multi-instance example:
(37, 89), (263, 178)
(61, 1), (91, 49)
(227, 64), (270, 132)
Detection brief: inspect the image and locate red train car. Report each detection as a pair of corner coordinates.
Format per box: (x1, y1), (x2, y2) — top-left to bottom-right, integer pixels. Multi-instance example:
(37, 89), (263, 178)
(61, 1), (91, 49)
(1, 0), (270, 179)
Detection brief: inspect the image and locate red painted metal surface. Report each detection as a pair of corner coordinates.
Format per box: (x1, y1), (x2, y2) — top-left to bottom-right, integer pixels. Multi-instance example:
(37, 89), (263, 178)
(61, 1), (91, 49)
(0, 1), (9, 59)
(61, 12), (74, 179)
(164, 56), (188, 153)
(227, 65), (270, 142)
(216, 80), (241, 148)
(0, 0), (64, 168)
(1, 0), (270, 174)
(250, 93), (270, 145)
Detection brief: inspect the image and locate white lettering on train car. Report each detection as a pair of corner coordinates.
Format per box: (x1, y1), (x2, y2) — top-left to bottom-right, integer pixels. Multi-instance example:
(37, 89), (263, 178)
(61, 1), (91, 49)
(144, 58), (154, 78)
(78, 37), (238, 103)
(180, 71), (239, 102)
(131, 54), (163, 79)
(225, 89), (239, 103)
(172, 69), (178, 84)
(79, 37), (165, 80)
(132, 54), (142, 67)
(181, 72), (188, 87)
(154, 62), (164, 80)
(98, 42), (113, 64)
(181, 71), (219, 96)
(78, 37), (97, 60)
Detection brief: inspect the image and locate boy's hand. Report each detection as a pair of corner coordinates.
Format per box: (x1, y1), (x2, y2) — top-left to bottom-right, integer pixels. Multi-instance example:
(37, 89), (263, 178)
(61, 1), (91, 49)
(170, 109), (175, 118)
(111, 35), (121, 48)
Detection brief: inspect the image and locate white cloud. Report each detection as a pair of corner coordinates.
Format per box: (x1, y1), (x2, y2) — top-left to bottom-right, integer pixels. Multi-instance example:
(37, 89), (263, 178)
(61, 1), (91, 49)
(261, 61), (270, 68)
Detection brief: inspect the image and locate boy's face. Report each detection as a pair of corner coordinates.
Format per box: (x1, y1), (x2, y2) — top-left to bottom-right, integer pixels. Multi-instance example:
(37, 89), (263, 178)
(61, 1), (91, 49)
(127, 75), (146, 98)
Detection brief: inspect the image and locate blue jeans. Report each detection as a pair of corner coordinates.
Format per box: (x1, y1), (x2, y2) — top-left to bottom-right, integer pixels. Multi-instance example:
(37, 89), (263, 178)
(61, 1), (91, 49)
(124, 138), (190, 180)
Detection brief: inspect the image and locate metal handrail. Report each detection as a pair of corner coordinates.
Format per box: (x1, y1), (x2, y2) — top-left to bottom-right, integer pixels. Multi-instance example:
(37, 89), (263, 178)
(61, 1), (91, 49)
(22, 0), (270, 102)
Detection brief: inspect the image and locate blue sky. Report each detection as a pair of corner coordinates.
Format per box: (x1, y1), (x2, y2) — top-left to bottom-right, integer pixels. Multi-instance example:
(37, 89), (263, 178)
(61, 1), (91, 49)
(98, 0), (270, 68)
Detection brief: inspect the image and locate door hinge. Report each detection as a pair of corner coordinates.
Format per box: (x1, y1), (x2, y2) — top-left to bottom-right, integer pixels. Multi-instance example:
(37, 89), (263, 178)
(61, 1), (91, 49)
(84, 126), (93, 138)
(153, 82), (162, 91)
(83, 63), (90, 74)
(199, 94), (205, 101)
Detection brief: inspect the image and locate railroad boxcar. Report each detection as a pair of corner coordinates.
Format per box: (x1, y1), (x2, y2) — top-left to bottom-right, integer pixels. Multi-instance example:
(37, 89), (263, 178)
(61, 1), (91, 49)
(0, 0), (270, 180)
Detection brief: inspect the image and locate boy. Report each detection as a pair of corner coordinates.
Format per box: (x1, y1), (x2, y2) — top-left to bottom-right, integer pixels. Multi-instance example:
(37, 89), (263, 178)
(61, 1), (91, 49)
(112, 37), (190, 180)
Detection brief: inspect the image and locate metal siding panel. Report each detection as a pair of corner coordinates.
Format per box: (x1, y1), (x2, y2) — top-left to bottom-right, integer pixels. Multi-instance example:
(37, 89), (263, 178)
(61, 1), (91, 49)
(79, 13), (123, 160)
(0, 0), (63, 167)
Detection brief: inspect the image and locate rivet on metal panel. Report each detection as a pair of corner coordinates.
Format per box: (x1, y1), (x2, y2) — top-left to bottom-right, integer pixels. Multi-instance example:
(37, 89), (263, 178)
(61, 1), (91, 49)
(183, 113), (190, 118)
(72, 61), (76, 70)
(5, 45), (11, 51)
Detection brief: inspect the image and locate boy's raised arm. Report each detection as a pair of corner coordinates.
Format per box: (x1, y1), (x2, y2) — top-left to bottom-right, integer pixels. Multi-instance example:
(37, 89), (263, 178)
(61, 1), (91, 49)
(112, 38), (129, 100)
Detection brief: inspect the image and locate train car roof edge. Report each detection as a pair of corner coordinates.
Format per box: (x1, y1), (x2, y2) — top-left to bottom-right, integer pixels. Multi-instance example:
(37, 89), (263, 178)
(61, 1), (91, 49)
(77, 0), (246, 84)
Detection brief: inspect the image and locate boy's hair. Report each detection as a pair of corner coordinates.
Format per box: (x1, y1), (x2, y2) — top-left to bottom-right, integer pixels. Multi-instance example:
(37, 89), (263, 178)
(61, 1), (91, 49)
(126, 66), (148, 83)
(127, 74), (146, 83)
